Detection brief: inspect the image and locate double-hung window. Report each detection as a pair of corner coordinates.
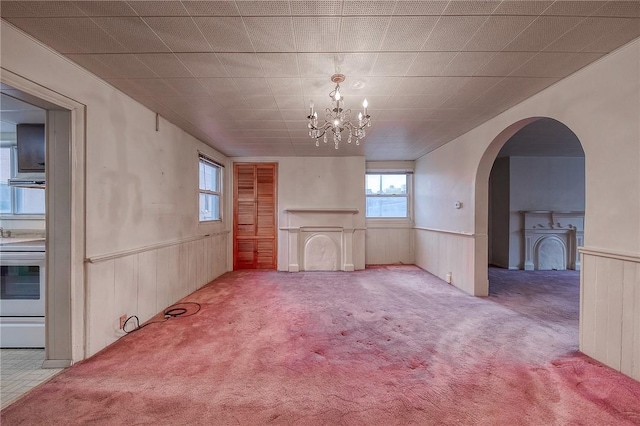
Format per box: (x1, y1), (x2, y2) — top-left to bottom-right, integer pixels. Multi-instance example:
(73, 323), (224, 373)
(0, 145), (45, 216)
(365, 173), (410, 219)
(199, 155), (222, 222)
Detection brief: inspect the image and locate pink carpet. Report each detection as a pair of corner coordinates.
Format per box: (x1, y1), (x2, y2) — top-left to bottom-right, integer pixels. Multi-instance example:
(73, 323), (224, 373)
(2, 266), (640, 425)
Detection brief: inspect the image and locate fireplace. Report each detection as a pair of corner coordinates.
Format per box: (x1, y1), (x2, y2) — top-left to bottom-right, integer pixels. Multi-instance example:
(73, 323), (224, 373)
(521, 211), (584, 270)
(281, 208), (360, 272)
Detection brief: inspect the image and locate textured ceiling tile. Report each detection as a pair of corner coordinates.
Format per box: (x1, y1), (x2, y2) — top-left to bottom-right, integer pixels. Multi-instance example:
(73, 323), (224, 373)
(335, 53), (378, 76)
(163, 78), (210, 96)
(581, 19), (640, 52)
(545, 17), (637, 52)
(421, 16), (487, 51)
(192, 17), (253, 52)
(94, 54), (159, 78)
(181, 1), (240, 16)
(338, 17), (390, 51)
(72, 1), (137, 17)
(198, 77), (241, 95)
(17, 1), (85, 17)
(106, 78), (160, 99)
(131, 78), (182, 97)
(440, 52), (495, 76)
(135, 54), (193, 77)
(342, 1), (396, 15)
(504, 16), (585, 52)
(175, 53), (228, 77)
(442, 1), (502, 15)
(393, 76), (468, 95)
(235, 1), (291, 16)
(127, 1), (189, 17)
(594, 1), (640, 18)
(292, 17), (340, 52)
(439, 77), (504, 108)
(542, 1), (609, 17)
(232, 120), (286, 130)
(382, 95), (421, 109)
(244, 17), (295, 52)
(406, 52), (458, 76)
(392, 1), (449, 15)
(381, 16), (439, 51)
(512, 52), (606, 78)
(0, 2), (34, 17)
(301, 77), (335, 96)
(267, 78), (303, 96)
(493, 1), (554, 15)
(475, 52), (537, 76)
(463, 16), (537, 51)
(4, 17), (86, 53)
(289, 0), (342, 15)
(411, 93), (452, 108)
(231, 78), (273, 96)
(143, 17), (212, 52)
(371, 53), (419, 76)
(381, 109), (435, 121)
(217, 53), (264, 77)
(67, 54), (122, 78)
(280, 109), (307, 121)
(243, 95), (280, 109)
(297, 53), (340, 77)
(42, 18), (128, 53)
(94, 17), (170, 52)
(345, 76), (402, 96)
(248, 109), (284, 121)
(257, 53), (300, 77)
(274, 95), (305, 109)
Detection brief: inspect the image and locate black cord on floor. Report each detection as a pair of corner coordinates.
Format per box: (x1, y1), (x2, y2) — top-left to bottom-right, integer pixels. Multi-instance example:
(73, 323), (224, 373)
(123, 302), (201, 334)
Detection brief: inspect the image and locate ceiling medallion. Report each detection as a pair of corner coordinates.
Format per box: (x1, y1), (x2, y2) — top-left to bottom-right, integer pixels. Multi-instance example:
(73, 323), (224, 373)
(307, 74), (371, 149)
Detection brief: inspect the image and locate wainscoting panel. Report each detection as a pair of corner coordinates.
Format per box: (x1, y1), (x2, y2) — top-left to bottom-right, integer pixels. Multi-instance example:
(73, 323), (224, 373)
(86, 233), (229, 357)
(365, 226), (414, 265)
(414, 228), (476, 295)
(580, 248), (640, 381)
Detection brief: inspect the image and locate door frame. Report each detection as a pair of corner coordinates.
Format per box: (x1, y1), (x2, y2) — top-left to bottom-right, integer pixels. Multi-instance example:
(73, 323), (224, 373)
(232, 161), (278, 270)
(1, 68), (87, 365)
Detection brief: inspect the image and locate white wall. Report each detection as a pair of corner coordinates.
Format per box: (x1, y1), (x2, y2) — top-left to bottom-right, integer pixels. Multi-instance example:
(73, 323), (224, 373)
(414, 38), (640, 380)
(488, 157), (509, 268)
(507, 156), (585, 268)
(1, 24), (231, 358)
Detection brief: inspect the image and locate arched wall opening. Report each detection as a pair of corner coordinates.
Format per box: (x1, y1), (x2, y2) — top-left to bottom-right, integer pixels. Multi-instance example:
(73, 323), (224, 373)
(473, 117), (586, 296)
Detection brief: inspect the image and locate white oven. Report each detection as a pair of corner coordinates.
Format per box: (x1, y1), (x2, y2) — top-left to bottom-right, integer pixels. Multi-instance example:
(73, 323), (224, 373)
(0, 240), (46, 348)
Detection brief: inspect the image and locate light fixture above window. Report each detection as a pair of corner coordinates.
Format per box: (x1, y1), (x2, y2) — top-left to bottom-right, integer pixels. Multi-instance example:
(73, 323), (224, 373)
(307, 74), (371, 149)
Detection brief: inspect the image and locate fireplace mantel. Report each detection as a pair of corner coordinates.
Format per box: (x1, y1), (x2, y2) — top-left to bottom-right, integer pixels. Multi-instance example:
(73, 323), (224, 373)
(281, 207), (361, 272)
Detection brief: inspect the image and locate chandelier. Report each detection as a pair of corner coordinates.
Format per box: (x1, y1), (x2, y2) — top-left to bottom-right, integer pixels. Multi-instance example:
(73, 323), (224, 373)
(307, 74), (371, 149)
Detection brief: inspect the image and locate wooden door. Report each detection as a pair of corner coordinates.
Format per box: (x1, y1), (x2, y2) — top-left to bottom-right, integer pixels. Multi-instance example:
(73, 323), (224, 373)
(233, 163), (277, 269)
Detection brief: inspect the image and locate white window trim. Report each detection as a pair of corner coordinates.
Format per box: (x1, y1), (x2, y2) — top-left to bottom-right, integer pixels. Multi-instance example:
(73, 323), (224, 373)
(365, 171), (413, 223)
(198, 154), (223, 223)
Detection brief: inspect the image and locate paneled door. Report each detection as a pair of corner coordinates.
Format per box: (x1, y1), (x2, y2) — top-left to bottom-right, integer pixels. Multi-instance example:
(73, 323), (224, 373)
(233, 163), (277, 269)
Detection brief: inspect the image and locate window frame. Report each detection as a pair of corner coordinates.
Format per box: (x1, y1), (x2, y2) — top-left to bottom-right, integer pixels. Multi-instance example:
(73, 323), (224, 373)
(365, 171), (412, 221)
(198, 154), (223, 223)
(0, 144), (46, 218)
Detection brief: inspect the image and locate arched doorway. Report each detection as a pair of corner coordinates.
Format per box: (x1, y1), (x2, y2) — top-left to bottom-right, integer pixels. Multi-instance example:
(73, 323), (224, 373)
(473, 117), (586, 296)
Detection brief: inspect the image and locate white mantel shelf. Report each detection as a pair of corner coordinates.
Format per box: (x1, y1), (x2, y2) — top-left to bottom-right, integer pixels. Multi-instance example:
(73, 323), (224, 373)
(284, 208), (359, 214)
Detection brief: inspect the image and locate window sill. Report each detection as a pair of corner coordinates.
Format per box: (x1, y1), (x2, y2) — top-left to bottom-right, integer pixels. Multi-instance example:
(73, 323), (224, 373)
(366, 218), (414, 229)
(0, 215), (46, 220)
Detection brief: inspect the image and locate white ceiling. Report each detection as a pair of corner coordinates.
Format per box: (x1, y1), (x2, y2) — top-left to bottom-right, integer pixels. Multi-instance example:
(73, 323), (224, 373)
(1, 1), (638, 160)
(0, 92), (46, 134)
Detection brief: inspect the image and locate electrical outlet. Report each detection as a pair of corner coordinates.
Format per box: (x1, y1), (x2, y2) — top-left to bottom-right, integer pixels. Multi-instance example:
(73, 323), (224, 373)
(119, 314), (127, 330)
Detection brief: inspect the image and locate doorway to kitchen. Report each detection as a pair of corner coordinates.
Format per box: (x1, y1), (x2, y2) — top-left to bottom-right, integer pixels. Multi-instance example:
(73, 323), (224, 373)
(0, 70), (87, 370)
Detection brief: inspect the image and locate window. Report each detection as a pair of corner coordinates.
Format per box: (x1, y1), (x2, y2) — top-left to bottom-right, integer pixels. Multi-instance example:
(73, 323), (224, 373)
(0, 145), (45, 216)
(365, 173), (410, 218)
(199, 155), (222, 222)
